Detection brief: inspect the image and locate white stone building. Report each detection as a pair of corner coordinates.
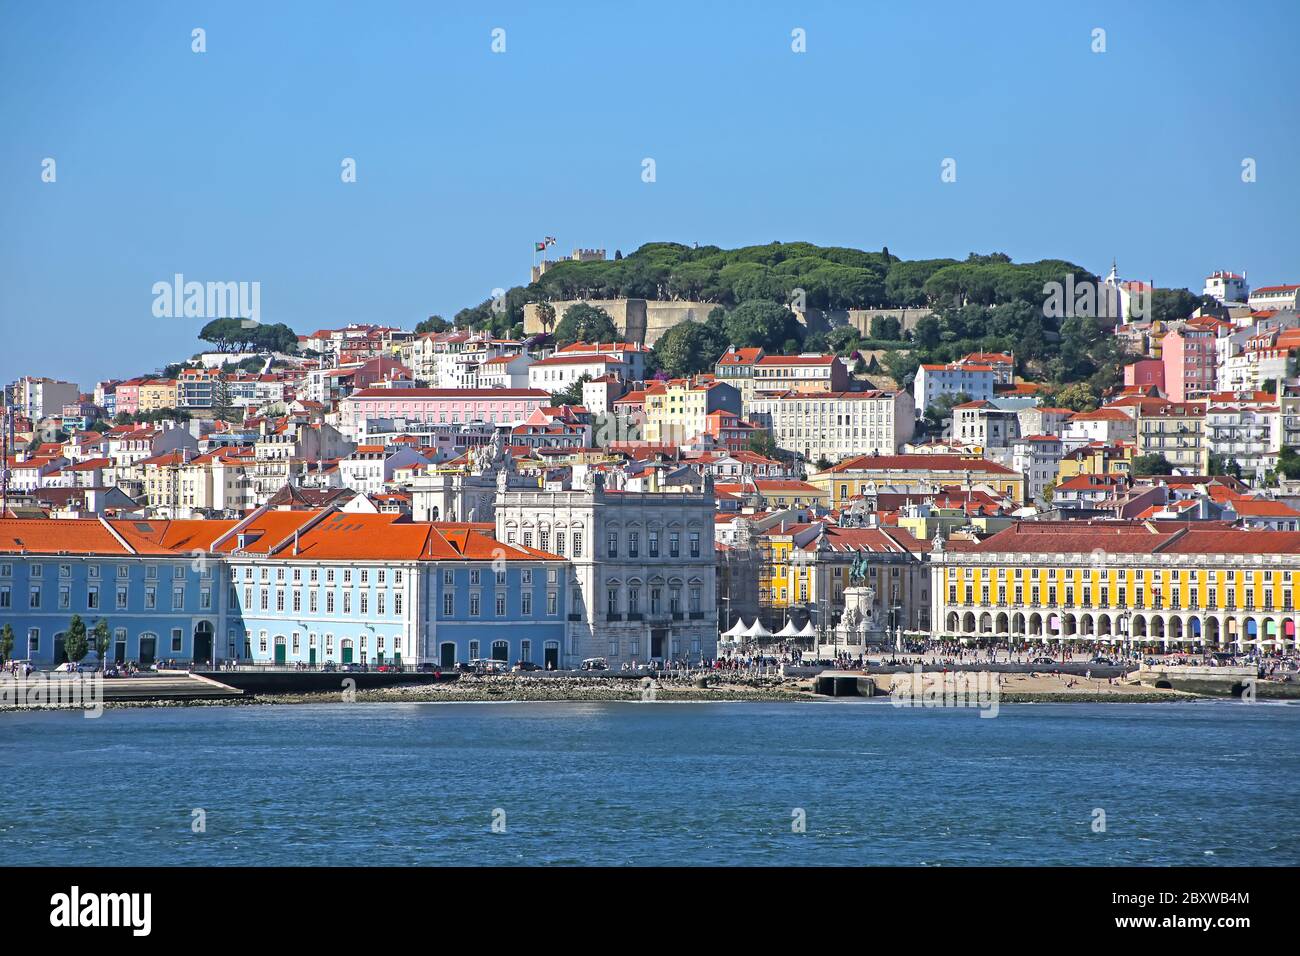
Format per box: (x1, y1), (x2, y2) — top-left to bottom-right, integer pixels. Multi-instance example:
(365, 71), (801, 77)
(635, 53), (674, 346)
(494, 473), (718, 667)
(746, 390), (914, 464)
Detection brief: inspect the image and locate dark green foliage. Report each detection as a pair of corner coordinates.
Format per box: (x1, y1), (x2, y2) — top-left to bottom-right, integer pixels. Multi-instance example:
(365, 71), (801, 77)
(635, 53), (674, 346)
(553, 304), (619, 347)
(199, 319), (298, 354)
(1131, 454), (1175, 477)
(653, 311), (731, 376)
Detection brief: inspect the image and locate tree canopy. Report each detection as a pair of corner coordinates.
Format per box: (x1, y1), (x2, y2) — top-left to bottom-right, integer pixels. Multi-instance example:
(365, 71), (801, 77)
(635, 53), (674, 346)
(199, 319), (298, 354)
(553, 304), (619, 347)
(723, 300), (801, 351)
(1131, 454), (1175, 477)
(652, 310), (730, 376)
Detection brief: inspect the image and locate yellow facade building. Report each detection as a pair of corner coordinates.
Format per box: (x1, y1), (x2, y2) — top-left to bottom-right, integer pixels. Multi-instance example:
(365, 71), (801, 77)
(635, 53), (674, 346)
(137, 379), (180, 412)
(931, 521), (1300, 650)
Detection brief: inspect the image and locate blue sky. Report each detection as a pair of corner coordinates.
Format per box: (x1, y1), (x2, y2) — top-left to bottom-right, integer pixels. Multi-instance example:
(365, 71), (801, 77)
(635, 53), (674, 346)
(2, 0), (1297, 387)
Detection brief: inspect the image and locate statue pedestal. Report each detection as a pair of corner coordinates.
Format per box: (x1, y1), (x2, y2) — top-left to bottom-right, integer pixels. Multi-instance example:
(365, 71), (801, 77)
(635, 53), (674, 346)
(829, 585), (887, 654)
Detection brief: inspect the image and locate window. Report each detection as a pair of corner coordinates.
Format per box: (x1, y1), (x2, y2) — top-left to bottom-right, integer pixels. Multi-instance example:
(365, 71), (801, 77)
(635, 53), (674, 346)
(522, 569), (532, 586)
(689, 532), (701, 558)
(394, 592), (402, 615)
(58, 587), (70, 609)
(360, 593), (369, 615)
(171, 628), (183, 653)
(144, 586), (155, 610)
(342, 593), (351, 614)
(649, 531), (659, 558)
(87, 586), (99, 610)
(629, 532), (639, 558)
(607, 532), (618, 558)
(0, 586), (8, 609)
(443, 593), (454, 616)
(572, 532), (583, 558)
(669, 532), (680, 558)
(377, 593), (386, 615)
(628, 588), (640, 614)
(547, 591), (558, 615)
(522, 591), (532, 615)
(443, 569), (454, 586)
(495, 593), (506, 616)
(469, 569), (480, 586)
(469, 593), (480, 617)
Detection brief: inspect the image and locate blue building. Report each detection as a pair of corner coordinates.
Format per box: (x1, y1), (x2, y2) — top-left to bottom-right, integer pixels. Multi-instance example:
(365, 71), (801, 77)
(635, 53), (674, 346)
(0, 509), (569, 668)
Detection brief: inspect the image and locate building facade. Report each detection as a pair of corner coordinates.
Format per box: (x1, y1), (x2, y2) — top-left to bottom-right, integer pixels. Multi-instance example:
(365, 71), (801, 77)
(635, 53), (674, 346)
(931, 521), (1300, 652)
(495, 475), (718, 666)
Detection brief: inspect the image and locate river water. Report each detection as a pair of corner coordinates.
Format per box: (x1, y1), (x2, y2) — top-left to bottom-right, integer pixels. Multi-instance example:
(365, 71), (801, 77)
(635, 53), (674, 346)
(1, 699), (1295, 866)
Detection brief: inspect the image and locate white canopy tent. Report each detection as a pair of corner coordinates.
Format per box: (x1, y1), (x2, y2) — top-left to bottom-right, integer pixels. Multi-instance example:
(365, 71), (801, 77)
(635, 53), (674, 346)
(720, 618), (750, 639)
(745, 619), (773, 640)
(797, 620), (817, 639)
(774, 619), (802, 638)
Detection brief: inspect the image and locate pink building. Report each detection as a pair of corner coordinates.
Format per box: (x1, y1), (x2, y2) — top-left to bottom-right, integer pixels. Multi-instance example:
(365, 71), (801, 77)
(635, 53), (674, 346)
(1160, 317), (1226, 402)
(340, 387), (550, 438)
(113, 378), (145, 416)
(1123, 358), (1165, 393)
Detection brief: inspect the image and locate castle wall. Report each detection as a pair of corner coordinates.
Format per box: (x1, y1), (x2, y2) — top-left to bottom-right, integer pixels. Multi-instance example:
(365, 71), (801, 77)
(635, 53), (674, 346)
(523, 301), (933, 346)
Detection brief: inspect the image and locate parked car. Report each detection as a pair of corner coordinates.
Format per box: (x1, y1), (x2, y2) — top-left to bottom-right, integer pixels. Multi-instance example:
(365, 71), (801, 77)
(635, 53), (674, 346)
(580, 657), (609, 671)
(512, 660), (542, 672)
(416, 663), (441, 673)
(340, 662), (366, 673)
(1030, 656), (1056, 665)
(1090, 656), (1114, 665)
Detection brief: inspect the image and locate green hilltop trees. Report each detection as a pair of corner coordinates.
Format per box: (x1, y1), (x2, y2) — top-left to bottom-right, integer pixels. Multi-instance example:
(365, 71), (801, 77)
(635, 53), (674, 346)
(653, 309), (731, 376)
(553, 304), (619, 348)
(419, 241), (1211, 402)
(199, 319), (299, 354)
